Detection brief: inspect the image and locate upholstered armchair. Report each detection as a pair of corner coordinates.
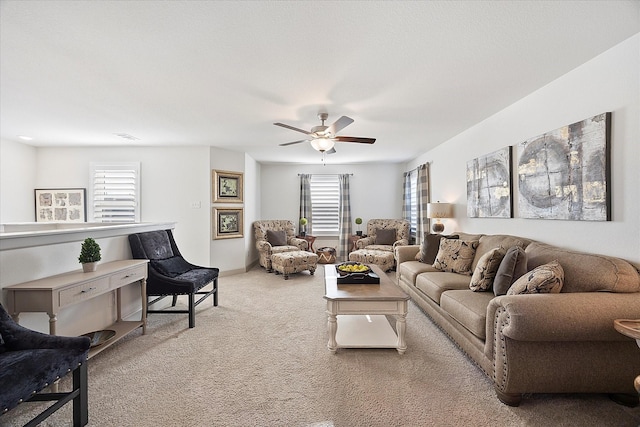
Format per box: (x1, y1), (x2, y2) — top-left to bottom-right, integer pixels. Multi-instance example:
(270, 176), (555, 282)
(354, 219), (410, 252)
(128, 229), (219, 329)
(0, 303), (90, 426)
(254, 220), (309, 272)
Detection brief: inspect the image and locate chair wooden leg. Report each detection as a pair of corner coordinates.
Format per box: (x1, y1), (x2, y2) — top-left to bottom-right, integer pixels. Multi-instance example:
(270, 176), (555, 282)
(171, 295), (178, 306)
(73, 362), (88, 427)
(213, 278), (218, 307)
(188, 293), (195, 328)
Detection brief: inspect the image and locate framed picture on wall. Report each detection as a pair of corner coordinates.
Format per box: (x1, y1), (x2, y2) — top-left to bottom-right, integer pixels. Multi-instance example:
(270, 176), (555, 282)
(213, 208), (244, 239)
(212, 170), (243, 203)
(35, 188), (86, 222)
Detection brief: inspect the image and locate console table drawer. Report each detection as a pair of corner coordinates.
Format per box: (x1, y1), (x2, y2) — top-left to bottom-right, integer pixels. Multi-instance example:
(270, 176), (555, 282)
(59, 277), (111, 307)
(337, 300), (402, 313)
(110, 264), (147, 288)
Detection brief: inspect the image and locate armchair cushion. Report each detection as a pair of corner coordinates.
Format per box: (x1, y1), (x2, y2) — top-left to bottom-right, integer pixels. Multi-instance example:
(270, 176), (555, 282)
(375, 228), (397, 245)
(138, 230), (174, 259)
(151, 256), (193, 278)
(267, 230), (288, 246)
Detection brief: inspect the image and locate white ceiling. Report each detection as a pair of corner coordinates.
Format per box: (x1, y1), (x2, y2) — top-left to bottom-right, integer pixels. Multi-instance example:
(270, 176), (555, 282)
(1, 1), (638, 165)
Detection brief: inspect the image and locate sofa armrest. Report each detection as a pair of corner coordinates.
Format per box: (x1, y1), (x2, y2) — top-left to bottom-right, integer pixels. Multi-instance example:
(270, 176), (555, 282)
(256, 241), (272, 252)
(395, 245), (420, 264)
(392, 239), (409, 250)
(487, 292), (640, 345)
(355, 237), (375, 249)
(289, 237), (308, 250)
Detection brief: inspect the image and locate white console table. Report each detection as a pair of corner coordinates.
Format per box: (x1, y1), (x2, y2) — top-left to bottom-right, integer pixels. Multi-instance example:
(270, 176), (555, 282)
(4, 259), (148, 358)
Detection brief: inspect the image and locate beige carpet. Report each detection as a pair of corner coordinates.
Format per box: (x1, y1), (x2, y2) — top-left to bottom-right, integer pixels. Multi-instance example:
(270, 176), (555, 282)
(4, 266), (640, 427)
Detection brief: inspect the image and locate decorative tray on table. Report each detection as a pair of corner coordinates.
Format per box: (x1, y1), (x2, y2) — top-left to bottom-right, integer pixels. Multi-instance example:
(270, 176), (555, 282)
(335, 262), (380, 284)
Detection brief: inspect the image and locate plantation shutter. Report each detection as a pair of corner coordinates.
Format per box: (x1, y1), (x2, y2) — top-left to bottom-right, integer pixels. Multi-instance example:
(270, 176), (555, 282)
(310, 175), (339, 236)
(89, 162), (140, 223)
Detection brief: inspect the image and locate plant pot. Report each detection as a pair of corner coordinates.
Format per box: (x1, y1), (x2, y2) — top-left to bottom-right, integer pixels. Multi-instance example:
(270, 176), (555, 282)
(82, 262), (98, 273)
(356, 231), (363, 236)
(300, 231), (306, 237)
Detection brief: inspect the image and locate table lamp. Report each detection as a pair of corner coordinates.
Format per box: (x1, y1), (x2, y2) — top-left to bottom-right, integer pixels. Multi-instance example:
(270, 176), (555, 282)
(427, 202), (452, 233)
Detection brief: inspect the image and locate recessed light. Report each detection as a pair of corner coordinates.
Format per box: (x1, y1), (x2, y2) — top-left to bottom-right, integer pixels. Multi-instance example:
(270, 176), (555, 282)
(18, 135), (33, 141)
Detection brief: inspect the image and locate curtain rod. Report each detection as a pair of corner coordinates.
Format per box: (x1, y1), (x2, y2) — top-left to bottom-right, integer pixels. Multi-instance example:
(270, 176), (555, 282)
(297, 173), (353, 176)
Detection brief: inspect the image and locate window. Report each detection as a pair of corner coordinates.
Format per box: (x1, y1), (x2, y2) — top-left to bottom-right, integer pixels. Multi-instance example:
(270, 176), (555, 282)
(310, 175), (339, 236)
(89, 162), (140, 223)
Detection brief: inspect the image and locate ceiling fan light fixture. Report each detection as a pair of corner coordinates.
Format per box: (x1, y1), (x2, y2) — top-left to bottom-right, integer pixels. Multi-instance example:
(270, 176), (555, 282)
(310, 137), (335, 152)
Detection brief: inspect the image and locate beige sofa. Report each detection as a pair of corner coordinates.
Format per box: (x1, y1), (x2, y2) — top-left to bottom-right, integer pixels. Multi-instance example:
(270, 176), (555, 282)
(395, 232), (640, 406)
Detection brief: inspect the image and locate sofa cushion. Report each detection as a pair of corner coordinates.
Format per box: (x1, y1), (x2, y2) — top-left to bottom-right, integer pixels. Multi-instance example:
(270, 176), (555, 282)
(507, 260), (564, 295)
(415, 272), (471, 305)
(433, 239), (479, 275)
(525, 242), (640, 293)
(375, 228), (396, 245)
(469, 247), (506, 291)
(472, 235), (531, 272)
(493, 246), (528, 296)
(267, 230), (287, 246)
(440, 290), (494, 339)
(416, 233), (459, 263)
(399, 260), (439, 285)
(150, 256), (193, 278)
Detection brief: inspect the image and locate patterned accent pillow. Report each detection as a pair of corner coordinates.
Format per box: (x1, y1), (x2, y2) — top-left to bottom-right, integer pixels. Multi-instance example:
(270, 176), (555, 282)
(433, 239), (479, 275)
(507, 260), (564, 295)
(469, 247), (507, 291)
(415, 233), (459, 263)
(267, 230), (287, 246)
(493, 246), (528, 296)
(375, 228), (396, 245)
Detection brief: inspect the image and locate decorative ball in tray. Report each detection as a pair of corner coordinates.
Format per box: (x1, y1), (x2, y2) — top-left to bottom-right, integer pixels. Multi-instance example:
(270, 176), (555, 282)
(335, 262), (379, 284)
(336, 262), (371, 275)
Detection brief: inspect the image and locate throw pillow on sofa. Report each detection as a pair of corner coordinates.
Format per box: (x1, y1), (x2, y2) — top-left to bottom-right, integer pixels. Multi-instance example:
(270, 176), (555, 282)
(493, 246), (528, 296)
(469, 246), (507, 291)
(433, 239), (479, 275)
(507, 260), (564, 295)
(267, 230), (287, 246)
(375, 228), (397, 245)
(415, 233), (459, 263)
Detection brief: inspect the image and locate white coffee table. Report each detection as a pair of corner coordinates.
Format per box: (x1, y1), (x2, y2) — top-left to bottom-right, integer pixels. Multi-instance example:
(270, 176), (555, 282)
(323, 264), (410, 354)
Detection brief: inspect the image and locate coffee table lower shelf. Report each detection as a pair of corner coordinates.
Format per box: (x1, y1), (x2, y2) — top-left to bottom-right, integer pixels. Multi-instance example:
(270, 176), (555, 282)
(334, 315), (399, 348)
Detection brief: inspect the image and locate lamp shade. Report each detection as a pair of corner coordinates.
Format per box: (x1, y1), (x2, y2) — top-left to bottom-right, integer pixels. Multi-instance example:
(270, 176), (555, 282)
(427, 202), (452, 219)
(310, 138), (335, 152)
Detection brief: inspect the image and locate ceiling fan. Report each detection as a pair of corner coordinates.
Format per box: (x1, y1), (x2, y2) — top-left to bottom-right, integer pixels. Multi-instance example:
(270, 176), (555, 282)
(274, 112), (376, 155)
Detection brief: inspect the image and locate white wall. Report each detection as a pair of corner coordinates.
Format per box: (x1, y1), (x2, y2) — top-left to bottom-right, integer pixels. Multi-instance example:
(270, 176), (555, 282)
(259, 162), (405, 250)
(0, 139), (37, 222)
(407, 34), (640, 265)
(209, 147), (255, 274)
(33, 146), (213, 265)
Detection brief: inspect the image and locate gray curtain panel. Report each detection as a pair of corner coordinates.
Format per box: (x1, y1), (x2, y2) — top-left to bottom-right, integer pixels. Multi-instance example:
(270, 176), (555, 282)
(416, 163), (430, 244)
(337, 174), (352, 261)
(299, 174), (312, 235)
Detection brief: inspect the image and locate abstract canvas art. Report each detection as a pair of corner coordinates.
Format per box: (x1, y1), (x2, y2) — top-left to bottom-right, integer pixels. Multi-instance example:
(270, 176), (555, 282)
(466, 147), (512, 218)
(517, 112), (611, 221)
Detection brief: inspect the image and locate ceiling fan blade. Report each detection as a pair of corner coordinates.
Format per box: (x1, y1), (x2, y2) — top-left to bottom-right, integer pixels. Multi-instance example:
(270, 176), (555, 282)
(274, 122), (312, 135)
(326, 116), (354, 135)
(279, 139), (308, 147)
(334, 136), (376, 144)
(326, 147), (337, 155)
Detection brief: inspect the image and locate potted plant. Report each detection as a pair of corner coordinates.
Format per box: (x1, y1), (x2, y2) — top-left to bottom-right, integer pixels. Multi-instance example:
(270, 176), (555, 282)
(78, 237), (101, 272)
(355, 217), (363, 236)
(299, 217), (308, 237)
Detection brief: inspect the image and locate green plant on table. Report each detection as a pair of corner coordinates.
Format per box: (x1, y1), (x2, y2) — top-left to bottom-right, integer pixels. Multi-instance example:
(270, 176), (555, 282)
(78, 238), (102, 264)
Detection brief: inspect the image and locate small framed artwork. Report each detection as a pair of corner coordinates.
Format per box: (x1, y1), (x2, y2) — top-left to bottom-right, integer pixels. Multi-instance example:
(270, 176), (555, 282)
(35, 188), (87, 222)
(213, 208), (244, 239)
(213, 170), (243, 203)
